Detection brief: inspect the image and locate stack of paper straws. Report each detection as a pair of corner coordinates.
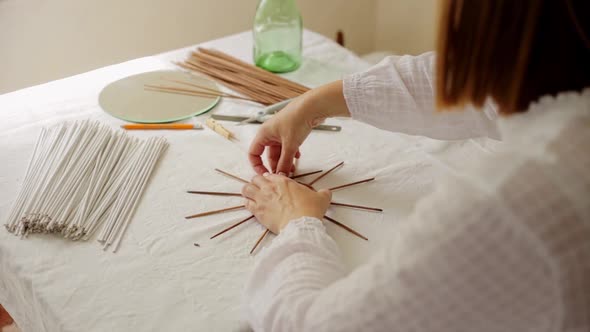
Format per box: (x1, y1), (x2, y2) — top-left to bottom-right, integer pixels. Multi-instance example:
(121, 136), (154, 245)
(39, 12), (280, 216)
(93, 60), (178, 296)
(4, 121), (168, 252)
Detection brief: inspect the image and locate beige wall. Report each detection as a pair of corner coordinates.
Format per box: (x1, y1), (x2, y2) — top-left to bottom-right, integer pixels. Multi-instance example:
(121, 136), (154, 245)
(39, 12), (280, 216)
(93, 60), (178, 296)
(0, 0), (376, 94)
(0, 0), (438, 94)
(375, 0), (438, 55)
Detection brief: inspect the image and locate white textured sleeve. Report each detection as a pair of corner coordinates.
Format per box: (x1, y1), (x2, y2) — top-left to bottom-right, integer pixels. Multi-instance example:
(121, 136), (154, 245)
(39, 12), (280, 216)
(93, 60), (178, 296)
(244, 217), (347, 332)
(243, 190), (558, 332)
(343, 53), (501, 140)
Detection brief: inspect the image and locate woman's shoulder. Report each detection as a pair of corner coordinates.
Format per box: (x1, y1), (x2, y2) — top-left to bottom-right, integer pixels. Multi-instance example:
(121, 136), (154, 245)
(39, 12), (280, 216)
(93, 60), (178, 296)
(422, 90), (590, 328)
(439, 87), (590, 242)
(497, 88), (590, 156)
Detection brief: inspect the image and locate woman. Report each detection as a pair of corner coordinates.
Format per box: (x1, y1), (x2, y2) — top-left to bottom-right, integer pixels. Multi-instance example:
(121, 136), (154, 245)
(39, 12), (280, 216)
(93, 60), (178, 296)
(242, 1), (589, 331)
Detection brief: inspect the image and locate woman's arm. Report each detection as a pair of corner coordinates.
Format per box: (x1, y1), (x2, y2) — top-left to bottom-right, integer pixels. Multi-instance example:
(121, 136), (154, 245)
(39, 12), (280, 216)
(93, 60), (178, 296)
(244, 182), (557, 332)
(249, 53), (499, 175)
(294, 52), (500, 140)
(343, 52), (500, 140)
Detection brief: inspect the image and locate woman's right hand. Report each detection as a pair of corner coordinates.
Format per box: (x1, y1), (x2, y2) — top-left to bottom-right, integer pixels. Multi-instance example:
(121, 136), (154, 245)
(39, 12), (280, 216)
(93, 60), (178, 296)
(248, 80), (350, 175)
(248, 96), (316, 175)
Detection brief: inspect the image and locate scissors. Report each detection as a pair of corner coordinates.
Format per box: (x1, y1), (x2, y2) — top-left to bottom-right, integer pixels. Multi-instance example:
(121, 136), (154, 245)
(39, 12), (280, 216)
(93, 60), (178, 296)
(237, 98), (293, 125)
(210, 99), (342, 132)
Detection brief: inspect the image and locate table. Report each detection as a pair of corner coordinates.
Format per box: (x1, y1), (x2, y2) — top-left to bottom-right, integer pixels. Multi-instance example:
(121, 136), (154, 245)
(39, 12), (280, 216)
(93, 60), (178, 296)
(0, 30), (498, 332)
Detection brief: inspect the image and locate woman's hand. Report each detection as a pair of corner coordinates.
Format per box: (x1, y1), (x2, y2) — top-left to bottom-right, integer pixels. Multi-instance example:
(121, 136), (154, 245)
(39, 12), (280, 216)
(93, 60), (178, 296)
(248, 97), (315, 175)
(248, 80), (351, 175)
(242, 174), (332, 234)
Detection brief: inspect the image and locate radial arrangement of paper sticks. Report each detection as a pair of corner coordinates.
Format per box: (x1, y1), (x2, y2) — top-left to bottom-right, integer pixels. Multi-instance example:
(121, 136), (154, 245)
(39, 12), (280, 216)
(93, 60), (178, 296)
(186, 162), (382, 254)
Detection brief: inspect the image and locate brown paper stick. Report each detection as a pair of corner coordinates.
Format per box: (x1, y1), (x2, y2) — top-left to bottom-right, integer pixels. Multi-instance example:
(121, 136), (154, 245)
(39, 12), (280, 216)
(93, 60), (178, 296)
(323, 215), (368, 241)
(328, 178), (375, 191)
(210, 215), (255, 239)
(163, 79), (256, 101)
(330, 202), (383, 212)
(145, 85), (258, 103)
(290, 170), (323, 179)
(250, 229), (270, 254)
(197, 48), (309, 93)
(187, 191), (242, 197)
(308, 162), (344, 186)
(214, 168), (249, 184)
(185, 205), (245, 219)
(184, 60), (285, 103)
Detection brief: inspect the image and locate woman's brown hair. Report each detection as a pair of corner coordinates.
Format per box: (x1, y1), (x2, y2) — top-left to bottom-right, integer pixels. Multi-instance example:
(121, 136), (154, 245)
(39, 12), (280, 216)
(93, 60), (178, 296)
(436, 0), (590, 114)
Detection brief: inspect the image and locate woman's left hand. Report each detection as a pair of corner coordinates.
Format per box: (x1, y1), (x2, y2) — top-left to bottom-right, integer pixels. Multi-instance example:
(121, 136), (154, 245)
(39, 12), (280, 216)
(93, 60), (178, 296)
(242, 174), (332, 234)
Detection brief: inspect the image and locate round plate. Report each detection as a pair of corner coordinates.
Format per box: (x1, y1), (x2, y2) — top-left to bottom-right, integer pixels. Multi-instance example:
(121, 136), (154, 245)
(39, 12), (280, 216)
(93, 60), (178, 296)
(99, 70), (220, 123)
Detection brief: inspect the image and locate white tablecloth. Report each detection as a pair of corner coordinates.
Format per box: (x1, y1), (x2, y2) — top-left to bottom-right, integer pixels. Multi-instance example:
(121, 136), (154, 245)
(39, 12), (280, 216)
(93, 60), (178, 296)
(0, 30), (499, 332)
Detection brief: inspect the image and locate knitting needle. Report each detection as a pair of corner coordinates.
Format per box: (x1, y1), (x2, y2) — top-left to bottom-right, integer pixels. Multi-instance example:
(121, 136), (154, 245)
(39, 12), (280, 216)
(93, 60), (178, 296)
(185, 205), (245, 219)
(330, 202), (383, 212)
(210, 215), (255, 239)
(214, 168), (249, 184)
(308, 161), (344, 186)
(323, 215), (368, 241)
(187, 190), (242, 197)
(250, 228), (270, 254)
(290, 170), (323, 179)
(328, 178), (375, 191)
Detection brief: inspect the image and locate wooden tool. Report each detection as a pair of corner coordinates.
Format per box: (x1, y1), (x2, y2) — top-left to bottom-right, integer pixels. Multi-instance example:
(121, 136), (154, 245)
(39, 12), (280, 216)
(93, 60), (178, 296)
(205, 118), (236, 140)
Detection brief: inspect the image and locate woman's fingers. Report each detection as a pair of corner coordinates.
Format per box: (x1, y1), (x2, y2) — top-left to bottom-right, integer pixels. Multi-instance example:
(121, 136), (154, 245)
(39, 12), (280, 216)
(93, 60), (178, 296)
(268, 146), (299, 175)
(243, 176), (270, 214)
(248, 133), (270, 175)
(244, 198), (256, 212)
(268, 145), (281, 173)
(251, 174), (270, 188)
(276, 145), (298, 176)
(241, 183), (259, 200)
(317, 189), (332, 202)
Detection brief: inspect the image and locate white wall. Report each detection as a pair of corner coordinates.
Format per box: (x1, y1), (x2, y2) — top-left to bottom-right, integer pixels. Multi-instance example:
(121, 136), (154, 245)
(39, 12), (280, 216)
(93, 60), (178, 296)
(0, 0), (438, 94)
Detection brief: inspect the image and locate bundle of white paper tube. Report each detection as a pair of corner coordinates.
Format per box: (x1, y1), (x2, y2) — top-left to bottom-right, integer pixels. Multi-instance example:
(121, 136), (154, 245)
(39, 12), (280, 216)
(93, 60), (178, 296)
(4, 121), (168, 252)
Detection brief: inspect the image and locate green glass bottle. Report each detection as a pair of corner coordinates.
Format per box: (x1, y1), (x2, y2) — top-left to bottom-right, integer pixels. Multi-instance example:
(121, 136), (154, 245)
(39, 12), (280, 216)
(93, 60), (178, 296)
(253, 0), (302, 73)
